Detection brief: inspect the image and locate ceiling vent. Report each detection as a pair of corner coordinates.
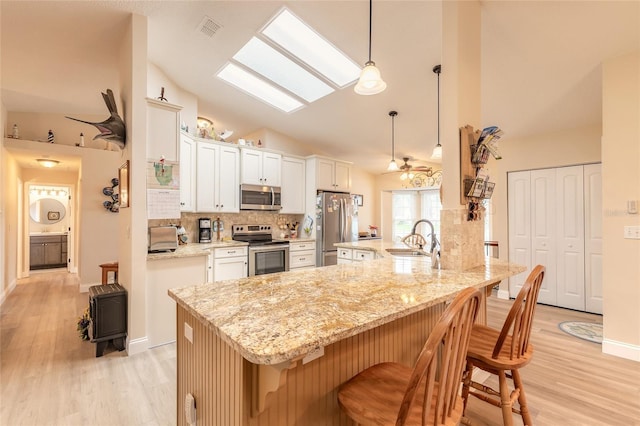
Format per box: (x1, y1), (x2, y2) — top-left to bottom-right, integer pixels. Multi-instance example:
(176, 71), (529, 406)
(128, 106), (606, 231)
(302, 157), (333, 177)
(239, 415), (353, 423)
(197, 16), (222, 38)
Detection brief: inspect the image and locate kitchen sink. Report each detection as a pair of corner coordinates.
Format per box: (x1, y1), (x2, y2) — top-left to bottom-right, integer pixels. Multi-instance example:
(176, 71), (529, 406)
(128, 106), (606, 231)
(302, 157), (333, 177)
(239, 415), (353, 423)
(385, 248), (428, 257)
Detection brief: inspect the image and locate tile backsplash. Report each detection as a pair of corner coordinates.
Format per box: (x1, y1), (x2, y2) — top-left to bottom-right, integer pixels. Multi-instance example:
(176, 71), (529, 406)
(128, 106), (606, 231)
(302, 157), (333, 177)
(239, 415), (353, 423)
(149, 211), (305, 243)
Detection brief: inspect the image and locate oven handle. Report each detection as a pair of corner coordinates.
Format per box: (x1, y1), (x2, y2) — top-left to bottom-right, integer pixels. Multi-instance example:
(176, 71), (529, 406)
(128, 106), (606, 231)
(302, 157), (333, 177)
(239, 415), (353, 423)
(271, 186), (275, 208)
(248, 244), (290, 254)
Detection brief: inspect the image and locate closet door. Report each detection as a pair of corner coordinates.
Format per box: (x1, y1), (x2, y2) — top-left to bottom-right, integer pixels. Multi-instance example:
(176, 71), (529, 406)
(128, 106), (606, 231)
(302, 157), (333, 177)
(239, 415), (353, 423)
(508, 171), (532, 298)
(584, 164), (603, 314)
(556, 166), (585, 310)
(530, 169), (557, 305)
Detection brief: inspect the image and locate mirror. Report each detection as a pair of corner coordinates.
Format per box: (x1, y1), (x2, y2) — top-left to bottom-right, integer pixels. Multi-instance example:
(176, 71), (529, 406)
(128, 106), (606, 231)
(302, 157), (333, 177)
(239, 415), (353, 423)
(30, 198), (66, 224)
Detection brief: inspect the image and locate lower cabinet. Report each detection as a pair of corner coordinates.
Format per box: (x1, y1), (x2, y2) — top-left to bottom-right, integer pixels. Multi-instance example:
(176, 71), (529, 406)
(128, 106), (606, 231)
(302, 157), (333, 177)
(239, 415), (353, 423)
(337, 247), (376, 265)
(30, 234), (67, 270)
(289, 240), (316, 271)
(210, 246), (248, 282)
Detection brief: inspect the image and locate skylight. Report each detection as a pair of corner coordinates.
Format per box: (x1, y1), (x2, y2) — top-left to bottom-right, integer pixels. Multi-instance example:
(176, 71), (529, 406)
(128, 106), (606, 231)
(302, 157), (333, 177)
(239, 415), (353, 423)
(216, 7), (361, 113)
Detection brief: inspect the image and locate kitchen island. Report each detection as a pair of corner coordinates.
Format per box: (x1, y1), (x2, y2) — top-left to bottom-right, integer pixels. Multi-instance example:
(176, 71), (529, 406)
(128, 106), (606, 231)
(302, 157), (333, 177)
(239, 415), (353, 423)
(168, 253), (525, 426)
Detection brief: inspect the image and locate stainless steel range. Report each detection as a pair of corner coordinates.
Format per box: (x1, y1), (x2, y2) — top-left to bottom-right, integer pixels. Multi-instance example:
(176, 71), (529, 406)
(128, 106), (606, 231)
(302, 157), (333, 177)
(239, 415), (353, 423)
(232, 224), (289, 276)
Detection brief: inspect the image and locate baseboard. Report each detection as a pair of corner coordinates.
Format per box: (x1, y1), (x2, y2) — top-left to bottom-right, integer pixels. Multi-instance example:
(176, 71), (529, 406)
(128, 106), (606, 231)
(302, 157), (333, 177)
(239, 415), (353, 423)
(0, 278), (17, 306)
(127, 336), (149, 355)
(497, 289), (510, 300)
(602, 338), (640, 362)
(79, 282), (100, 293)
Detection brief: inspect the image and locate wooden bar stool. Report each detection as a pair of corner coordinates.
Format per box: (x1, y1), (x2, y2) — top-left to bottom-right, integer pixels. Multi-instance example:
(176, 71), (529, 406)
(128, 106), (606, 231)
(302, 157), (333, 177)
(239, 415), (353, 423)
(99, 262), (119, 285)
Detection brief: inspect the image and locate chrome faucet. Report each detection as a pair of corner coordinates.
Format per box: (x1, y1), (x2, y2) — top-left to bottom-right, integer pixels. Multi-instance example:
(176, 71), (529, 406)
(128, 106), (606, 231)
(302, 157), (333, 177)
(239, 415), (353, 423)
(410, 219), (440, 269)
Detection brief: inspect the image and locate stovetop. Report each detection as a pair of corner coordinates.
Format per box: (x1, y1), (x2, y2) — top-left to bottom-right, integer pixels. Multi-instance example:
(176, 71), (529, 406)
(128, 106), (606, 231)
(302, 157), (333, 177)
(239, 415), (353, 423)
(232, 224), (288, 246)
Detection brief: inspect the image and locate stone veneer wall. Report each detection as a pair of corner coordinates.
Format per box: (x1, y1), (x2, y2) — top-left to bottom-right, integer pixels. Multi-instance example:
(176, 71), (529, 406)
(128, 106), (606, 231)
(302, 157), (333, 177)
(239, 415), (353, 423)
(439, 208), (484, 270)
(149, 211), (305, 244)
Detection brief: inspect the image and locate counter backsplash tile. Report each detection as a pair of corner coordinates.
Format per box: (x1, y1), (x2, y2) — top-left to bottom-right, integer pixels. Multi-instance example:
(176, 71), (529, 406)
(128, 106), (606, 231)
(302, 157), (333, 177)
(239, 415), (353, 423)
(148, 212), (304, 243)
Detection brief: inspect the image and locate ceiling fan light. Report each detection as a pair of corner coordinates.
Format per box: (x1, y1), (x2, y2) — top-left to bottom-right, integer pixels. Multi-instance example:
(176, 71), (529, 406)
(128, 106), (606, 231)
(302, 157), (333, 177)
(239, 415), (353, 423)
(387, 159), (399, 172)
(409, 172), (415, 179)
(431, 143), (442, 160)
(354, 62), (387, 95)
(400, 172), (408, 180)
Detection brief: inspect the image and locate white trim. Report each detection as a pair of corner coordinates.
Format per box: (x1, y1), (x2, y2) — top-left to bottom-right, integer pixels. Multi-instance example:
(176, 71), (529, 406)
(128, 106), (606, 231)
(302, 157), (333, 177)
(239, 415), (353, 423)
(79, 282), (100, 293)
(602, 338), (640, 362)
(0, 278), (17, 306)
(497, 289), (510, 300)
(127, 337), (149, 355)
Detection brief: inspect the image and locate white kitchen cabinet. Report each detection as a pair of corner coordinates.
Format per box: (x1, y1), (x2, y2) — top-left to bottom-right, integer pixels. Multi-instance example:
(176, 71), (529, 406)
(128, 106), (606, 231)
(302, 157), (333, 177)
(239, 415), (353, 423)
(241, 148), (281, 186)
(337, 247), (376, 264)
(507, 164), (602, 313)
(281, 156), (306, 214)
(289, 240), (316, 270)
(196, 141), (240, 213)
(353, 249), (375, 262)
(337, 247), (353, 264)
(146, 98), (182, 162)
(179, 133), (196, 212)
(212, 246), (248, 282)
(307, 156), (352, 192)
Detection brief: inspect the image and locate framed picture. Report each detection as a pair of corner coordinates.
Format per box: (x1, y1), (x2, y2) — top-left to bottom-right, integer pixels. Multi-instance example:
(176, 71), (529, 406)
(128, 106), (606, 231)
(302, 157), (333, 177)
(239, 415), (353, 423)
(47, 211), (60, 221)
(353, 194), (363, 207)
(119, 161), (130, 208)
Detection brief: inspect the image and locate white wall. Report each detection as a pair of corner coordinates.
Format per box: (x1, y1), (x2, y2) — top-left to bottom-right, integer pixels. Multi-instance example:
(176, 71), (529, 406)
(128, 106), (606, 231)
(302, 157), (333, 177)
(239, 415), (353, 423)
(601, 51), (640, 361)
(147, 62), (198, 133)
(6, 112), (107, 149)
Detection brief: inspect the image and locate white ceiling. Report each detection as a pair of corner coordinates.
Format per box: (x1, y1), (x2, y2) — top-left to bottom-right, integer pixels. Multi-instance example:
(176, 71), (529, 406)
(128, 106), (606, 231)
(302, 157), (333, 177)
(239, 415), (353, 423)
(2, 1), (639, 174)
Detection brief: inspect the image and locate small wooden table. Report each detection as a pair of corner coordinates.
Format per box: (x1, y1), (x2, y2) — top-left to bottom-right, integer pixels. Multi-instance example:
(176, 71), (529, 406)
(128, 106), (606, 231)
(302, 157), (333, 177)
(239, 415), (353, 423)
(99, 262), (118, 285)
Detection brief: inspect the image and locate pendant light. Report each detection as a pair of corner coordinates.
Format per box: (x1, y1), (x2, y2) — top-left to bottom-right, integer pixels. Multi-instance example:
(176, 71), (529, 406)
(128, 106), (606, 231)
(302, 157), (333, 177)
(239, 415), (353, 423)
(354, 0), (387, 95)
(387, 111), (399, 171)
(431, 64), (443, 160)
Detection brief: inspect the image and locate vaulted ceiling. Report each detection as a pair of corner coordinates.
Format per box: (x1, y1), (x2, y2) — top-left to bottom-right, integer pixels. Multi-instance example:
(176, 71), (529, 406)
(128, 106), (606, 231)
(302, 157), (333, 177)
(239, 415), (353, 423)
(2, 1), (638, 173)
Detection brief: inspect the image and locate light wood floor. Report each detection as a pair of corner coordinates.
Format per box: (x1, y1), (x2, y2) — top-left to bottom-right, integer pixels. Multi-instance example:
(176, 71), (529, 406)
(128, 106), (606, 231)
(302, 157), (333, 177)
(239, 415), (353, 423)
(1, 272), (639, 425)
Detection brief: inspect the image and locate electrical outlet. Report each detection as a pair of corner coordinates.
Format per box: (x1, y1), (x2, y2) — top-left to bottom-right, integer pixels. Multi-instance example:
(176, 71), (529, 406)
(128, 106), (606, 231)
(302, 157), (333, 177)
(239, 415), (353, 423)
(624, 226), (640, 239)
(184, 322), (193, 343)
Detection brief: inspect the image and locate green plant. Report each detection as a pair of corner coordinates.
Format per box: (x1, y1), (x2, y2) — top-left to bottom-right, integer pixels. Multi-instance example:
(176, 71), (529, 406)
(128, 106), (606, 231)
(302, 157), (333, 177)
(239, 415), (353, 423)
(77, 307), (90, 340)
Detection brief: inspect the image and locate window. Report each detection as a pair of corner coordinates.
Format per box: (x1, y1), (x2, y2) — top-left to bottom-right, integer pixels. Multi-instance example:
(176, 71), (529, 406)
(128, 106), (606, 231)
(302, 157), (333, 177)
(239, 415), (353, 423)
(420, 189), (442, 242)
(391, 192), (417, 243)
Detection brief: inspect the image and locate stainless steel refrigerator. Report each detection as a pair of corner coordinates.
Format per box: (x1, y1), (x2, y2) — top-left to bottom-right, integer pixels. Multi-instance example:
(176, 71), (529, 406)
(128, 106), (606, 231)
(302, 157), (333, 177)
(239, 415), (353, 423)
(315, 191), (358, 266)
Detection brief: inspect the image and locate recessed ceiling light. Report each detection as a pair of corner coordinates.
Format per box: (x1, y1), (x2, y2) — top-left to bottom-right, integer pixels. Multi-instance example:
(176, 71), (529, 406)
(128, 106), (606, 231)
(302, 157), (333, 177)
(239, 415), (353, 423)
(37, 159), (59, 168)
(217, 63), (304, 113)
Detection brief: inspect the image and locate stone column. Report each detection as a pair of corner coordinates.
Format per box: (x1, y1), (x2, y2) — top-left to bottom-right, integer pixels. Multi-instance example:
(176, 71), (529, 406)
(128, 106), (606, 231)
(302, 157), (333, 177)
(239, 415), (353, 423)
(439, 0), (485, 270)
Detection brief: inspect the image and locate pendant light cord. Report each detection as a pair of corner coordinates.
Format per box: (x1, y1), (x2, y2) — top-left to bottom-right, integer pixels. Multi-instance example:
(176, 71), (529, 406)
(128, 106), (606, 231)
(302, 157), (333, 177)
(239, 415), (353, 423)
(368, 0), (373, 62)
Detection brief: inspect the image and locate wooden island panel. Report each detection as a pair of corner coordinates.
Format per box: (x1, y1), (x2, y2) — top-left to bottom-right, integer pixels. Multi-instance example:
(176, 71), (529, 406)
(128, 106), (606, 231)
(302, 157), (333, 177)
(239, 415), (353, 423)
(176, 302), (445, 426)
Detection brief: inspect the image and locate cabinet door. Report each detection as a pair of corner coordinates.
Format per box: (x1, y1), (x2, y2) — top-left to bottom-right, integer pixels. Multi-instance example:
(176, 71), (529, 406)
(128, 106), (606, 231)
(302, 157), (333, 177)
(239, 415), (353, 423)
(530, 169), (557, 305)
(241, 149), (263, 185)
(262, 152), (282, 186)
(196, 143), (218, 212)
(147, 99), (181, 162)
(44, 241), (62, 265)
(214, 257), (248, 282)
(281, 156), (305, 214)
(507, 171), (532, 298)
(217, 146), (240, 212)
(316, 158), (335, 191)
(334, 161), (351, 191)
(30, 241), (45, 267)
(180, 134), (196, 212)
(584, 164), (602, 314)
(556, 166), (585, 311)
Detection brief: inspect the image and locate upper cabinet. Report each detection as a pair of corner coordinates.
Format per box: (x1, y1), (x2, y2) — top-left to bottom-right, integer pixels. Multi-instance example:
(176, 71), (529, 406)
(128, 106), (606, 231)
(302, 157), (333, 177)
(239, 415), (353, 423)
(281, 156), (306, 214)
(241, 148), (281, 186)
(308, 156), (351, 192)
(179, 134), (196, 212)
(196, 141), (240, 213)
(146, 98), (182, 161)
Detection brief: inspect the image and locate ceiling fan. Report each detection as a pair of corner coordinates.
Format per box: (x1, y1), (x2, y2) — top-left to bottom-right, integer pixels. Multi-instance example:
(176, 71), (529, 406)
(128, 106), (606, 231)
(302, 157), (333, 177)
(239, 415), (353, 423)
(397, 157), (432, 174)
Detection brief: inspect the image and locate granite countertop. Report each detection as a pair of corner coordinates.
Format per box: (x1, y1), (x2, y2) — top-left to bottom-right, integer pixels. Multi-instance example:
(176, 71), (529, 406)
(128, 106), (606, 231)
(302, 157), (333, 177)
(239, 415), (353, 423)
(169, 252), (525, 365)
(147, 241), (248, 261)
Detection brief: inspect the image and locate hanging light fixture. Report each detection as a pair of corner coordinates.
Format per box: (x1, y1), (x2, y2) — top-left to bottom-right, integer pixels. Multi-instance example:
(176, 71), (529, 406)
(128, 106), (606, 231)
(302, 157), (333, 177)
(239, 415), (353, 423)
(354, 0), (387, 95)
(431, 64), (443, 160)
(387, 110), (399, 171)
(36, 158), (59, 168)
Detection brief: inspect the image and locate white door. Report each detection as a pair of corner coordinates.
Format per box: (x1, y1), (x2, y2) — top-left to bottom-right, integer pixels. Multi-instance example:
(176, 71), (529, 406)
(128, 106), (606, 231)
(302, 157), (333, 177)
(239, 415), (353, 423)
(179, 134), (196, 212)
(240, 148), (263, 185)
(262, 152), (282, 186)
(508, 171), (532, 298)
(584, 164), (603, 314)
(334, 161), (351, 191)
(196, 142), (218, 212)
(217, 146), (240, 212)
(316, 158), (335, 191)
(530, 169), (557, 305)
(281, 156), (305, 214)
(556, 166), (585, 311)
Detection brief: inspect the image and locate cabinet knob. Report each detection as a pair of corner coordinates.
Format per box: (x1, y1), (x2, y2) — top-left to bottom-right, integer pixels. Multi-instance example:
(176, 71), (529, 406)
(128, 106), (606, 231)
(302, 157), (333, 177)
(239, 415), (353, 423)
(220, 204), (224, 208)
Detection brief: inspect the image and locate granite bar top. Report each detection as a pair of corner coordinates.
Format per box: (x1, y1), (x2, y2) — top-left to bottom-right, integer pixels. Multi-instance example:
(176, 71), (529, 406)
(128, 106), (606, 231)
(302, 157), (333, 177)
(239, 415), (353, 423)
(147, 241), (248, 261)
(169, 252), (525, 365)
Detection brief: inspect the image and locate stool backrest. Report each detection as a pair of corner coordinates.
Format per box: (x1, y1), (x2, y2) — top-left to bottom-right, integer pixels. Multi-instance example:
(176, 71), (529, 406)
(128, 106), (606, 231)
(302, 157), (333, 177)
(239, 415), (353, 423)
(493, 265), (546, 360)
(397, 287), (481, 425)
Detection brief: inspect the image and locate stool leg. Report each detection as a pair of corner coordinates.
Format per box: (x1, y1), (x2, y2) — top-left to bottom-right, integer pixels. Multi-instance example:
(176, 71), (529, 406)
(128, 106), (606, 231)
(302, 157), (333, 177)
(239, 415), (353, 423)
(498, 370), (514, 426)
(512, 369), (533, 425)
(461, 361), (473, 414)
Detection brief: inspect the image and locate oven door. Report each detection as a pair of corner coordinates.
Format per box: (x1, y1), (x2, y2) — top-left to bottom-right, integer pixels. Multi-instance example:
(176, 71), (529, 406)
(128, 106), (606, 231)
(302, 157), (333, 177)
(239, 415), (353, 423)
(248, 245), (289, 276)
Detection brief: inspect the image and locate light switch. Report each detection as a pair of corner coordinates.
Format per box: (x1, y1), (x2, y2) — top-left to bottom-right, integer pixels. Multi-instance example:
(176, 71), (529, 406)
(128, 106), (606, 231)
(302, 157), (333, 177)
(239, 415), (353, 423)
(624, 226), (640, 239)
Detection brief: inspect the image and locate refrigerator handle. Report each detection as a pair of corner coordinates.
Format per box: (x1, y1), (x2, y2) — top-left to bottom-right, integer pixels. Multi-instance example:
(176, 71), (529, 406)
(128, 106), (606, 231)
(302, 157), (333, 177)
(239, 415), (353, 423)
(339, 198), (344, 242)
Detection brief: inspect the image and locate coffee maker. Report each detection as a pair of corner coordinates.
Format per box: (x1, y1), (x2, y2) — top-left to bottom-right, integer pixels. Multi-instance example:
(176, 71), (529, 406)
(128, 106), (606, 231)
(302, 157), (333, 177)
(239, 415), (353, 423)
(198, 218), (212, 243)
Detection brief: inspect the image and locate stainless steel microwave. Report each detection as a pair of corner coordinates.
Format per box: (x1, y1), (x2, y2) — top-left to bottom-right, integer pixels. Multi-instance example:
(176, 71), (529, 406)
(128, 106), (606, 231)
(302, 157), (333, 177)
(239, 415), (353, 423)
(240, 184), (282, 211)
